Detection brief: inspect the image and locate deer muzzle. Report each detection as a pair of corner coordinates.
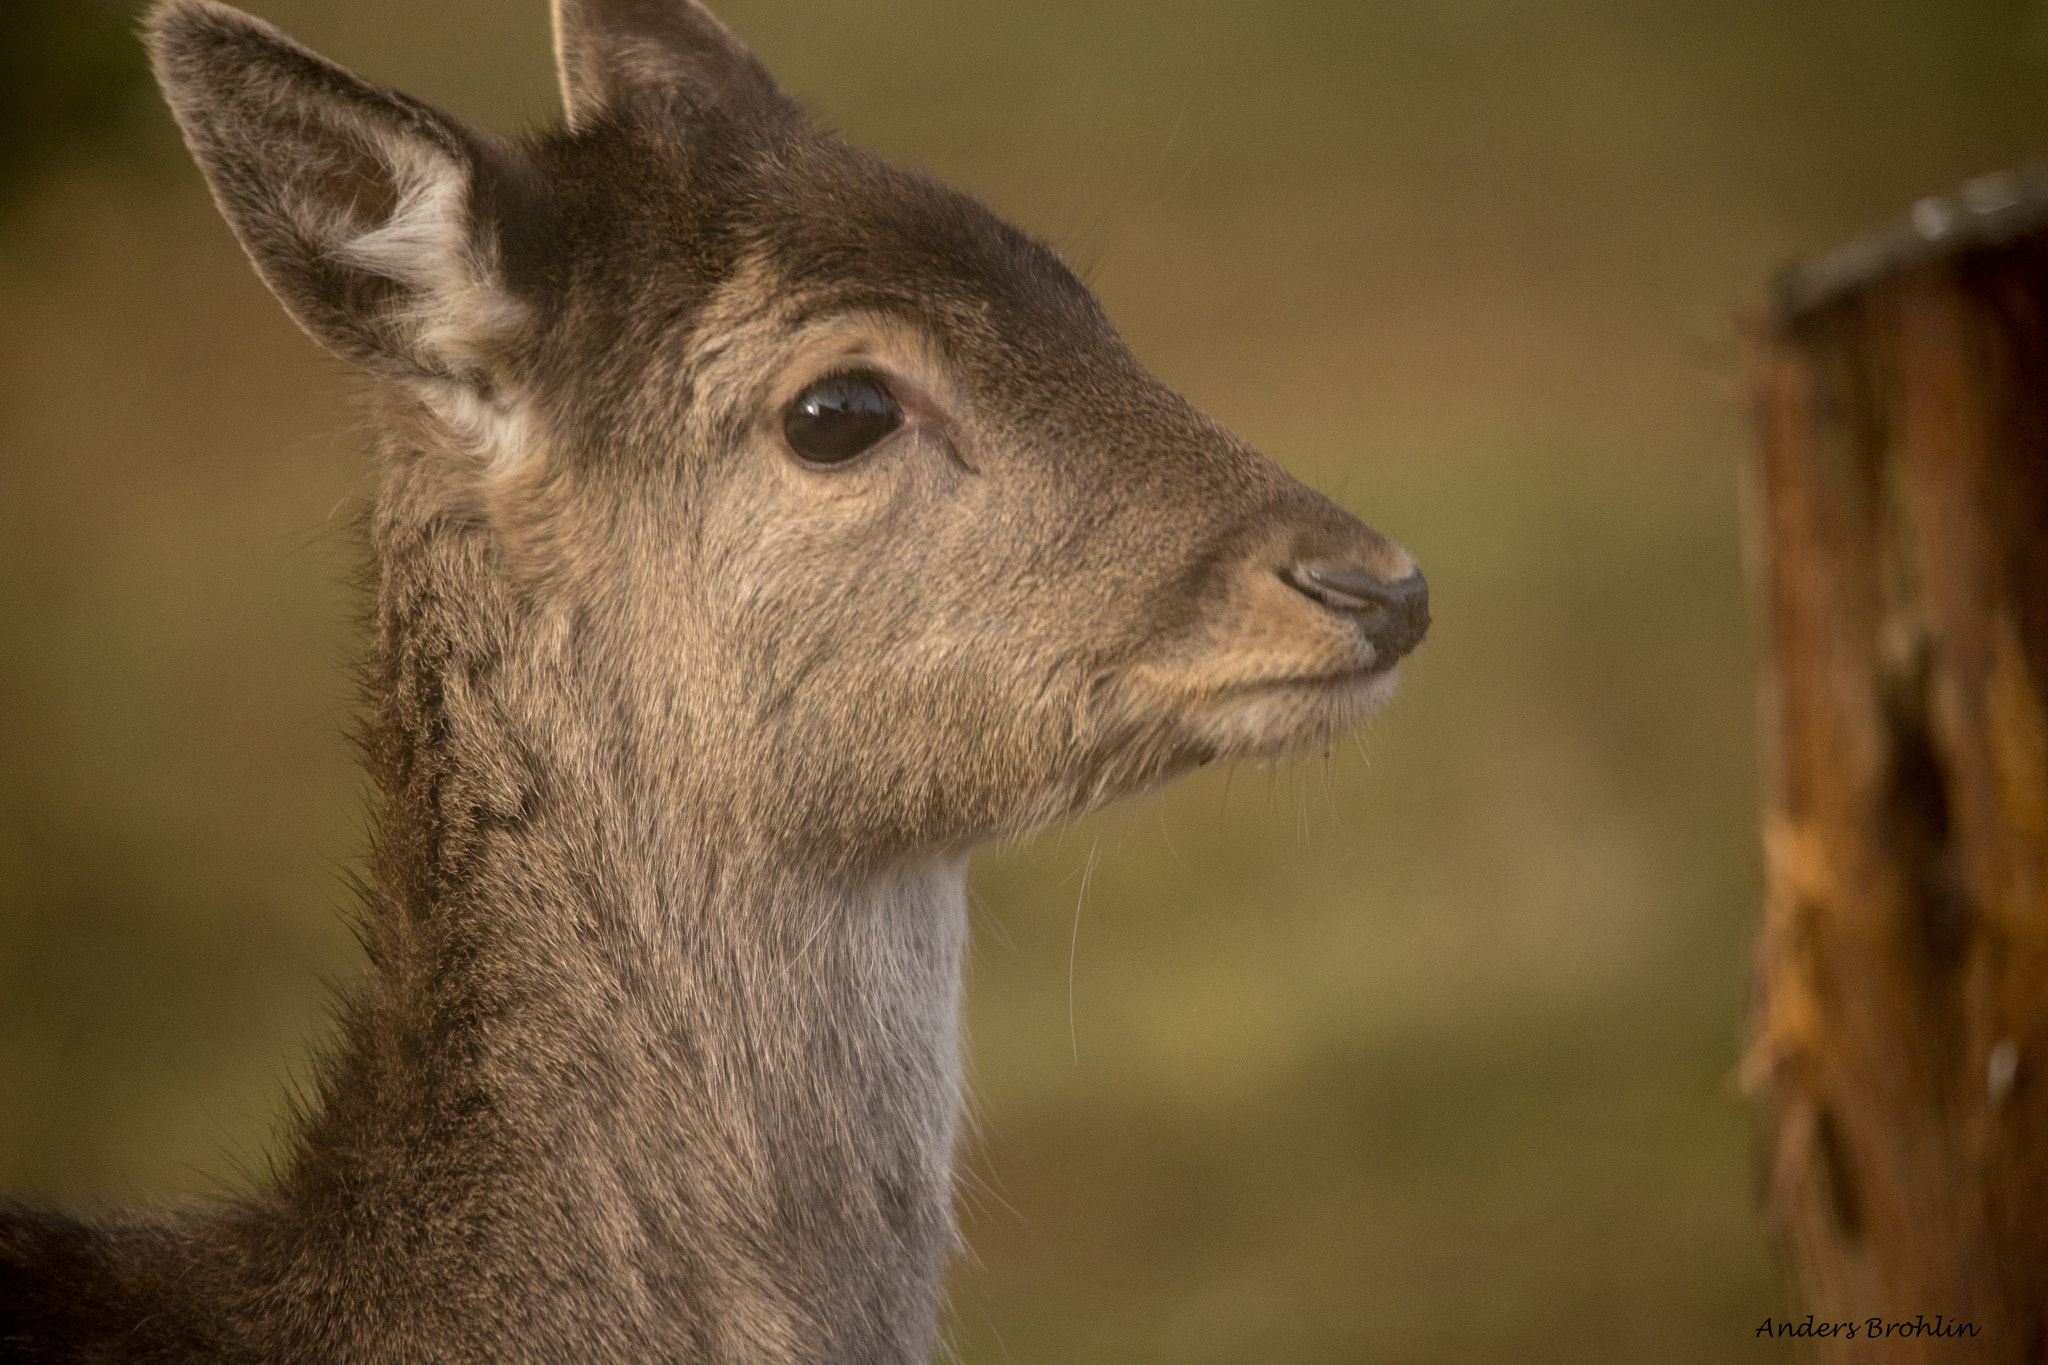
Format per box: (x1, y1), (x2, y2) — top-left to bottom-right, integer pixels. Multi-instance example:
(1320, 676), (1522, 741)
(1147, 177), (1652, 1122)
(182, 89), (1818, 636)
(1283, 560), (1432, 672)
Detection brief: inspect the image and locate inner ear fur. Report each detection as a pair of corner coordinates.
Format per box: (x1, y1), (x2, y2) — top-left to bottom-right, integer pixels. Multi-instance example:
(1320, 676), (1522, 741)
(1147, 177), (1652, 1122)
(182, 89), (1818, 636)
(550, 0), (804, 133)
(148, 0), (534, 387)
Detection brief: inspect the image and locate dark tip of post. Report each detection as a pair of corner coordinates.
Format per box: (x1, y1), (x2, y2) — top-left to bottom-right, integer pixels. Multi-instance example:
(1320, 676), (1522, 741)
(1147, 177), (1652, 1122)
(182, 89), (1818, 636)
(1776, 163), (2048, 324)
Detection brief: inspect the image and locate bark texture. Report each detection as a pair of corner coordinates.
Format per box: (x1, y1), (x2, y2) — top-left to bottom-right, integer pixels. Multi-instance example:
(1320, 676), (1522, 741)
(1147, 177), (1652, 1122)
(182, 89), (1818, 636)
(1746, 176), (2048, 1360)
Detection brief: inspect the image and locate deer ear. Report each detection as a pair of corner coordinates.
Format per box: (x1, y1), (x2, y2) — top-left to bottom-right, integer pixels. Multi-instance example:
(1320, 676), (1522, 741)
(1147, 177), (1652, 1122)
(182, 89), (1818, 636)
(551, 0), (803, 132)
(148, 1), (533, 392)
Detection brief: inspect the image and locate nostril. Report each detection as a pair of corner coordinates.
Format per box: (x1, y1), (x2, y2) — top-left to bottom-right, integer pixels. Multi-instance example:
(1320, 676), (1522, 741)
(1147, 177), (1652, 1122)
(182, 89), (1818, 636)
(1285, 560), (1423, 612)
(1283, 560), (1431, 666)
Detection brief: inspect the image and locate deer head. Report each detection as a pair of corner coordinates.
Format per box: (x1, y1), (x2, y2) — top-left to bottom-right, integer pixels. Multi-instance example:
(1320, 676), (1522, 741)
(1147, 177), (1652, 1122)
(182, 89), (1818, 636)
(150, 0), (1426, 879)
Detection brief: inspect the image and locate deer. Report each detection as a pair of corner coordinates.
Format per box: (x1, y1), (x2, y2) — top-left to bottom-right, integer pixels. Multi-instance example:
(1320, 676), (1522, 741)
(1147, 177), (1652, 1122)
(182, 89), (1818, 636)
(0, 1), (1428, 1360)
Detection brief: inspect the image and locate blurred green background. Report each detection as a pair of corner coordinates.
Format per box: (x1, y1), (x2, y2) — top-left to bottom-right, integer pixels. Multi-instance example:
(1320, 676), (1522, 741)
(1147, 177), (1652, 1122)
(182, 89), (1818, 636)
(5, 1), (2048, 1360)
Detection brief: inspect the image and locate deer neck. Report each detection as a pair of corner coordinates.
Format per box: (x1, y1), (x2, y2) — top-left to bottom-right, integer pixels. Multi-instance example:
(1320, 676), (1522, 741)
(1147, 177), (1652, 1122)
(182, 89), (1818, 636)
(284, 483), (969, 1362)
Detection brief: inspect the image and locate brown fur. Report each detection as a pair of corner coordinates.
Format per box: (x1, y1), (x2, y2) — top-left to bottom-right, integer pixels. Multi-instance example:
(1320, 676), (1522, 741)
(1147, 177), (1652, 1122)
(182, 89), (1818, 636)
(0, 2), (1428, 1360)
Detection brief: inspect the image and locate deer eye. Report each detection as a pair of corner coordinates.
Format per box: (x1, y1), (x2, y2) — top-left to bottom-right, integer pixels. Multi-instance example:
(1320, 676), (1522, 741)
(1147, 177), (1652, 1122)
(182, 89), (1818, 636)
(783, 370), (903, 465)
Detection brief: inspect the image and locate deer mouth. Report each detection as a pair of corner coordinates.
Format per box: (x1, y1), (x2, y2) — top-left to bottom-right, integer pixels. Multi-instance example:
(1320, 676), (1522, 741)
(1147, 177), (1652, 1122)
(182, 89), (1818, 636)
(1248, 653), (1408, 702)
(1099, 649), (1404, 776)
(1184, 663), (1404, 762)
(1102, 550), (1427, 761)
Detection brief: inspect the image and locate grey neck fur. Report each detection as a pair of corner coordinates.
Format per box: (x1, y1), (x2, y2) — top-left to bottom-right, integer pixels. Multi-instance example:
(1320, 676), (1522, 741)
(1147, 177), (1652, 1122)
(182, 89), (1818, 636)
(255, 441), (968, 1360)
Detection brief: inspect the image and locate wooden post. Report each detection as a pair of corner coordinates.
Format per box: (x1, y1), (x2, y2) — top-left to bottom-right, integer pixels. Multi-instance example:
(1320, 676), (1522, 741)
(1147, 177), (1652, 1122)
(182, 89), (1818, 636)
(1746, 168), (2048, 1358)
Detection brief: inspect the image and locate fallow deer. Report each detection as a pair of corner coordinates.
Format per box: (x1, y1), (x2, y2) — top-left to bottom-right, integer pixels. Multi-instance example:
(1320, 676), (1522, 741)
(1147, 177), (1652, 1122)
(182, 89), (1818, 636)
(0, 1), (1428, 1360)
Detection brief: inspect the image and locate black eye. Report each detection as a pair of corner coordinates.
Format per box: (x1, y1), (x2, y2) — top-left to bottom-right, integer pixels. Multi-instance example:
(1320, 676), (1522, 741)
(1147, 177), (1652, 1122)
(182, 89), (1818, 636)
(783, 369), (903, 465)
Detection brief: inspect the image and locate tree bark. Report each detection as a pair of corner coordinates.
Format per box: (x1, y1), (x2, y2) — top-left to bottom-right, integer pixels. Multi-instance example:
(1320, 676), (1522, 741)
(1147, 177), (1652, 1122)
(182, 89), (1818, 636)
(1746, 171), (2048, 1360)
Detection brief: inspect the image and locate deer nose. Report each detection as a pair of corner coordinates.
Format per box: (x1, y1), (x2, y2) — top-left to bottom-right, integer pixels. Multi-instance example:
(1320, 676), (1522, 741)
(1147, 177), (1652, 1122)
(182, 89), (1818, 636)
(1283, 560), (1431, 669)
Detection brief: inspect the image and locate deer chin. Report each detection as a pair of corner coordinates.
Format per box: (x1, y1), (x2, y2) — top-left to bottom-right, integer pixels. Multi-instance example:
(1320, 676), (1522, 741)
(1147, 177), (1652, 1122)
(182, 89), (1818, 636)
(1085, 653), (1400, 788)
(1179, 664), (1402, 761)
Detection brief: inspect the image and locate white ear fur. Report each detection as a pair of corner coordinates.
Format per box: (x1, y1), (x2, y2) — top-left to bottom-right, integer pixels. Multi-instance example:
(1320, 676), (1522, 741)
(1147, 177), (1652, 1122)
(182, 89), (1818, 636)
(333, 139), (533, 466)
(333, 141), (513, 368)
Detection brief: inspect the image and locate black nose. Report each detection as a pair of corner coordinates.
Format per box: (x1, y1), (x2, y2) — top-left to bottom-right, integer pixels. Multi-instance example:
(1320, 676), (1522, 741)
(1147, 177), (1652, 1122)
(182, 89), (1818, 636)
(1283, 560), (1430, 668)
